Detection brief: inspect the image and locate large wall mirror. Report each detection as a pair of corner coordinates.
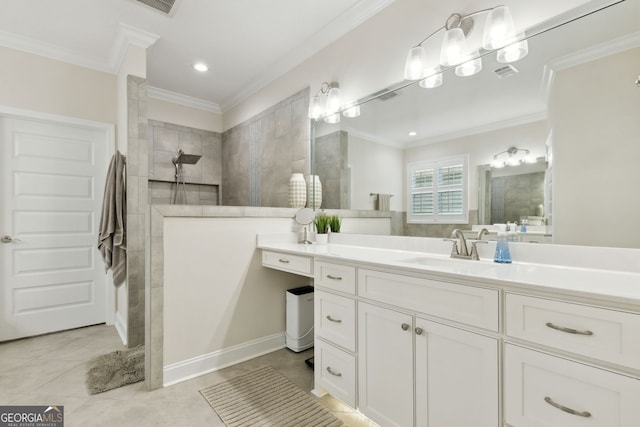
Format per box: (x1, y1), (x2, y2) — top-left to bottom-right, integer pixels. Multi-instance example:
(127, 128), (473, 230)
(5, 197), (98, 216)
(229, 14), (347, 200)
(311, 0), (640, 248)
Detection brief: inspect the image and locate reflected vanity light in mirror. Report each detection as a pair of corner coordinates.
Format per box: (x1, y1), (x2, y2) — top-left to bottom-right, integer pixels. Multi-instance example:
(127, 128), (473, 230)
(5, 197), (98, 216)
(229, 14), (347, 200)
(455, 55), (482, 77)
(482, 6), (516, 49)
(419, 69), (443, 88)
(491, 147), (538, 168)
(497, 38), (529, 63)
(343, 103), (361, 118)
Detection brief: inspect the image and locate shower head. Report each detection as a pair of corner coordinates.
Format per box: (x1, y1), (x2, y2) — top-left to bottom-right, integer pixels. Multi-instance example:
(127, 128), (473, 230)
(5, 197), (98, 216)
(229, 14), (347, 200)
(171, 149), (202, 165)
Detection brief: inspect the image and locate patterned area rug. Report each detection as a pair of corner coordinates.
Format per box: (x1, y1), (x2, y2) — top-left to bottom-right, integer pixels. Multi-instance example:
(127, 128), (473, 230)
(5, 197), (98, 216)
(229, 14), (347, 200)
(85, 345), (144, 394)
(200, 366), (343, 427)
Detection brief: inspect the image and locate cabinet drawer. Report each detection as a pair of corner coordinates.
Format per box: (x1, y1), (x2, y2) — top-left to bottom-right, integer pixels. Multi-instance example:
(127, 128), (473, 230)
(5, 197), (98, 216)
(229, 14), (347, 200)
(505, 344), (640, 427)
(358, 268), (499, 331)
(315, 290), (356, 352)
(506, 293), (640, 370)
(314, 261), (356, 294)
(262, 250), (312, 277)
(315, 339), (357, 408)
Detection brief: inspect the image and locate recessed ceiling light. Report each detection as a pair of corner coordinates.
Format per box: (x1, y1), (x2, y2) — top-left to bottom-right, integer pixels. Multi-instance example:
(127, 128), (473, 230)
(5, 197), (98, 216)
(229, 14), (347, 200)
(409, 131), (417, 136)
(193, 63), (208, 72)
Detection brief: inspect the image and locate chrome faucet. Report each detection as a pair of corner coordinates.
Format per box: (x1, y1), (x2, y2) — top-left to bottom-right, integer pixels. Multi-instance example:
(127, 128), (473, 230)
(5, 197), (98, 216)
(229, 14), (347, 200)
(451, 229), (469, 257)
(445, 228), (487, 260)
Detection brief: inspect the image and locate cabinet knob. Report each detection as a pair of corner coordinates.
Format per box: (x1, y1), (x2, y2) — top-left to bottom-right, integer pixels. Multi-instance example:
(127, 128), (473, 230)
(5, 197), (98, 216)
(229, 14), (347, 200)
(401, 323), (410, 331)
(415, 327), (424, 335)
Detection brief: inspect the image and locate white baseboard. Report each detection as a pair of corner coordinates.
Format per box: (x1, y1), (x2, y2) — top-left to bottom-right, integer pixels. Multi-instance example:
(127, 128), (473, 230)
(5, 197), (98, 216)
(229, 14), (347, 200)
(114, 312), (127, 346)
(163, 332), (285, 387)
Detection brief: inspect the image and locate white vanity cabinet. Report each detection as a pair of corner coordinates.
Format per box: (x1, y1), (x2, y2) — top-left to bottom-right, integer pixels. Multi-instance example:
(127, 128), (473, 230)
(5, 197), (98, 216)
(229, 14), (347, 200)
(259, 243), (640, 427)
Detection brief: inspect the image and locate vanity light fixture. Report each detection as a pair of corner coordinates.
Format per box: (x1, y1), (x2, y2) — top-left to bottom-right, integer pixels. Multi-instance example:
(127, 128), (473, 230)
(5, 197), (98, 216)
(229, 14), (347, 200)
(193, 62), (208, 72)
(491, 146), (537, 168)
(404, 5), (529, 86)
(308, 82), (361, 122)
(409, 131), (417, 136)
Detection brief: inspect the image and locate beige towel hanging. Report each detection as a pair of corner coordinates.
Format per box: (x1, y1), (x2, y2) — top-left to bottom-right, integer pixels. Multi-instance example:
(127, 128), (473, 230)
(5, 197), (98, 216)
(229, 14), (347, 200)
(372, 193), (392, 211)
(98, 151), (127, 287)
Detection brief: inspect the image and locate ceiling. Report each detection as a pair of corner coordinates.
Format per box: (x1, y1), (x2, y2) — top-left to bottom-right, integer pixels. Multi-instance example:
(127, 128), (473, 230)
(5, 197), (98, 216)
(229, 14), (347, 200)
(0, 0), (634, 129)
(0, 0), (393, 112)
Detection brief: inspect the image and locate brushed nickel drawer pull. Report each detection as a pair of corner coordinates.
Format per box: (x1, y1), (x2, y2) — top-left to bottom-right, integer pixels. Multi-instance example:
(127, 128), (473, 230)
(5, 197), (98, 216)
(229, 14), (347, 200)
(415, 327), (424, 335)
(326, 366), (342, 377)
(278, 258), (290, 264)
(401, 323), (410, 331)
(326, 315), (342, 323)
(326, 275), (342, 281)
(544, 396), (591, 418)
(545, 322), (594, 336)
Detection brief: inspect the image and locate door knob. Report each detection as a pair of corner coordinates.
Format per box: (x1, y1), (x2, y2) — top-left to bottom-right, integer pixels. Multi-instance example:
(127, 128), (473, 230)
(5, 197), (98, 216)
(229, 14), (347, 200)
(1, 235), (21, 244)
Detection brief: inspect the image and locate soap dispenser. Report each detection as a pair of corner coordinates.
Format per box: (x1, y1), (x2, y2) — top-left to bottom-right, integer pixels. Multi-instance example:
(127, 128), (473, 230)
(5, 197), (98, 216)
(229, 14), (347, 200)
(494, 224), (512, 264)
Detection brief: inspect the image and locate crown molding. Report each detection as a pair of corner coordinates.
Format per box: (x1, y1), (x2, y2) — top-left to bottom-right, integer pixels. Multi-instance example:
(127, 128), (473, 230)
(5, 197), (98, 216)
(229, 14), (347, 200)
(110, 22), (160, 72)
(541, 30), (640, 102)
(147, 86), (222, 114)
(404, 111), (548, 149)
(0, 22), (159, 75)
(0, 29), (113, 74)
(219, 0), (395, 112)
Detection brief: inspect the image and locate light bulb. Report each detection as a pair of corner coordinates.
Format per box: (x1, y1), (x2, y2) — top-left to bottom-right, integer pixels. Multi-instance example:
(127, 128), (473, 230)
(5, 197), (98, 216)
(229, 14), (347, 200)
(419, 69), (443, 88)
(308, 96), (323, 119)
(193, 63), (208, 72)
(440, 27), (468, 66)
(455, 56), (482, 77)
(325, 86), (342, 115)
(404, 46), (428, 80)
(342, 103), (360, 118)
(491, 159), (505, 168)
(324, 113), (341, 124)
(497, 39), (529, 63)
(483, 6), (516, 50)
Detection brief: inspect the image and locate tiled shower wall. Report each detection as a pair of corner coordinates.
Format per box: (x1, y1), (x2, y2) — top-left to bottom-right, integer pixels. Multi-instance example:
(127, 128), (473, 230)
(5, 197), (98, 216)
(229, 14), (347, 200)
(314, 130), (349, 209)
(221, 88), (310, 207)
(490, 171), (545, 224)
(126, 76), (148, 347)
(148, 120), (222, 205)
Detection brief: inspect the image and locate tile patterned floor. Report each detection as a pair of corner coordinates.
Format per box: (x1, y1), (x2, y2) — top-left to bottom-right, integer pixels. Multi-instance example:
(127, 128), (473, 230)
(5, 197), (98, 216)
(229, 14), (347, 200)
(0, 325), (377, 426)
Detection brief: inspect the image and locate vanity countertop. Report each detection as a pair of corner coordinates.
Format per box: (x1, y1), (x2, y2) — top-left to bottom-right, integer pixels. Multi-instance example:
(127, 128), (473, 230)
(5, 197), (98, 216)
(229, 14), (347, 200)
(258, 239), (640, 307)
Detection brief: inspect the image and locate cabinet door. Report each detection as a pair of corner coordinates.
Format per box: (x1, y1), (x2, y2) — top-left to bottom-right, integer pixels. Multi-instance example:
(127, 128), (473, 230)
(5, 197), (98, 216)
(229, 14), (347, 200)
(358, 302), (414, 427)
(415, 318), (499, 427)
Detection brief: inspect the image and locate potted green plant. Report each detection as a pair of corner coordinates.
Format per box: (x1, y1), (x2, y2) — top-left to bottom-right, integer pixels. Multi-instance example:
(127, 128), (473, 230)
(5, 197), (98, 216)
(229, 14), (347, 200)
(329, 215), (341, 233)
(314, 214), (330, 244)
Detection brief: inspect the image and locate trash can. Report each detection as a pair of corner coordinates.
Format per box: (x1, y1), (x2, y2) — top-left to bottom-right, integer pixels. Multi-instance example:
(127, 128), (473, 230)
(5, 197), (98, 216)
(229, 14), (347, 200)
(285, 286), (314, 352)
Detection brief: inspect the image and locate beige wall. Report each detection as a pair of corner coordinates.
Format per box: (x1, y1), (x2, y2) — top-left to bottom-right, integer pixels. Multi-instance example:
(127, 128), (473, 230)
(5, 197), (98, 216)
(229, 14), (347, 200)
(348, 135), (404, 211)
(550, 47), (640, 248)
(148, 97), (222, 132)
(0, 46), (116, 124)
(163, 217), (306, 366)
(404, 120), (548, 212)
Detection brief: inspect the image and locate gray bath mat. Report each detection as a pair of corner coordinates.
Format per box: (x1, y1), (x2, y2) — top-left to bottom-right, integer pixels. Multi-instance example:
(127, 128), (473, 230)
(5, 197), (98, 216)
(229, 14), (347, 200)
(85, 345), (144, 394)
(200, 366), (343, 427)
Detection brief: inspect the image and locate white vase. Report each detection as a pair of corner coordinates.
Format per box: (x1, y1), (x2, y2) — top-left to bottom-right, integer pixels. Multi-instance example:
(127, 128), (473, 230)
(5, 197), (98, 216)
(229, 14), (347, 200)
(289, 173), (307, 208)
(307, 175), (322, 209)
(315, 233), (328, 245)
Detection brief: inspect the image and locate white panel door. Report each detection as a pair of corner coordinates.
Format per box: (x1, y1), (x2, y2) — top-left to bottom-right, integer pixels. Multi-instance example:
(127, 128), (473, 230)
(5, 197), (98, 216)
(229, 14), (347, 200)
(415, 317), (499, 427)
(0, 116), (109, 341)
(358, 301), (414, 427)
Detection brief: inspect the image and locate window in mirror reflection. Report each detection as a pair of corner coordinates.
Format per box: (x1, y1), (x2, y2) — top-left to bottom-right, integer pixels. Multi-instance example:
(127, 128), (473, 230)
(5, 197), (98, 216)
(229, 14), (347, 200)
(407, 155), (468, 224)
